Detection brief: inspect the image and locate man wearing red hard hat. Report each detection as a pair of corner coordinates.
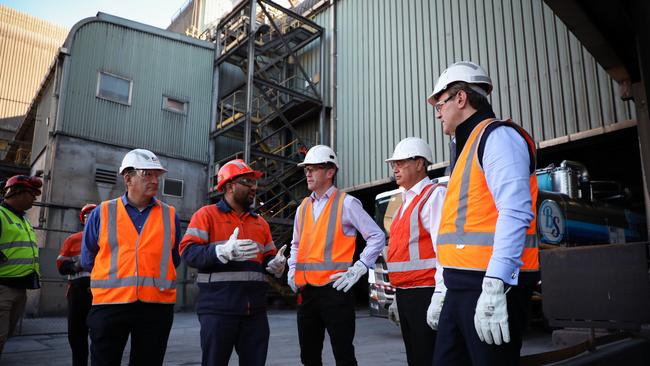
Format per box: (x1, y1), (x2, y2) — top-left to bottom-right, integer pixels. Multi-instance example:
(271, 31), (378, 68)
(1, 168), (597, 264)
(0, 175), (42, 357)
(180, 159), (285, 366)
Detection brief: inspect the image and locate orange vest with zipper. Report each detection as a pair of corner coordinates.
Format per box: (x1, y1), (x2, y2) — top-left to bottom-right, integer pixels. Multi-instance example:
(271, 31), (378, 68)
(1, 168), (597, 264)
(91, 198), (177, 305)
(437, 119), (539, 272)
(387, 183), (445, 288)
(295, 190), (356, 286)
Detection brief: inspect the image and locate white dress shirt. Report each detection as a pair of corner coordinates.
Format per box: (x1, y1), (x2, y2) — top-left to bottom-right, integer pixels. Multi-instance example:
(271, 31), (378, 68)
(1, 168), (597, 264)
(288, 185), (386, 271)
(395, 177), (447, 291)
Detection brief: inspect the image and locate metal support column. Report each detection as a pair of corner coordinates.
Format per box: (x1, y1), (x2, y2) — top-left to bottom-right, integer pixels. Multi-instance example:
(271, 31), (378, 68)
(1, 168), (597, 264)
(244, 0), (257, 164)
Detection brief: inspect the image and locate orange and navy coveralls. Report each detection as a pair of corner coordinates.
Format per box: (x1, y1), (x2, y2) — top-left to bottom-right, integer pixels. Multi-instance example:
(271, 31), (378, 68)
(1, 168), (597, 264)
(386, 178), (446, 366)
(81, 195), (181, 366)
(180, 199), (277, 366)
(433, 109), (539, 365)
(57, 231), (92, 366)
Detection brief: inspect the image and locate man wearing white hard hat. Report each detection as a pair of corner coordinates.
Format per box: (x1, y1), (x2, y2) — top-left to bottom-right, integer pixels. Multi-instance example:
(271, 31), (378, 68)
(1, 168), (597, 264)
(428, 61), (539, 365)
(384, 137), (447, 366)
(287, 145), (385, 366)
(81, 148), (182, 365)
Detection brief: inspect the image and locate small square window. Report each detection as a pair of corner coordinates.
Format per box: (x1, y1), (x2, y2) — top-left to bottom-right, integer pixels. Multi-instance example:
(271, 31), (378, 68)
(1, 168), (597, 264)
(163, 96), (188, 115)
(96, 71), (132, 105)
(163, 178), (184, 197)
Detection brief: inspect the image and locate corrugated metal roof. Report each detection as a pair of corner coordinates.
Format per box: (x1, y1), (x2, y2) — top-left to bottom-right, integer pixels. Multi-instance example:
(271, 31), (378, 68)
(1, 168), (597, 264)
(334, 0), (636, 190)
(0, 5), (66, 156)
(58, 17), (214, 163)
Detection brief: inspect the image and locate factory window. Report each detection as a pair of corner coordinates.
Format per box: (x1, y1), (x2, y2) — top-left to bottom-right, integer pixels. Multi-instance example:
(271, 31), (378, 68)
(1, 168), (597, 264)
(162, 96), (188, 115)
(96, 71), (132, 105)
(163, 178), (184, 197)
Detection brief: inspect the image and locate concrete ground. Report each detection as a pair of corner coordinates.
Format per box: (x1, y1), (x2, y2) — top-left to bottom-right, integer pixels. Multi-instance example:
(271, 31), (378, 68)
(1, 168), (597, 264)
(2, 309), (556, 366)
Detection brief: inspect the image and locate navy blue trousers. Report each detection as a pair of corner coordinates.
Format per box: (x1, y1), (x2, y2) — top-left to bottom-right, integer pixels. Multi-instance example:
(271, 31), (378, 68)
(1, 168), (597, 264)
(395, 287), (437, 366)
(198, 311), (269, 366)
(87, 302), (174, 366)
(297, 285), (357, 366)
(432, 285), (532, 366)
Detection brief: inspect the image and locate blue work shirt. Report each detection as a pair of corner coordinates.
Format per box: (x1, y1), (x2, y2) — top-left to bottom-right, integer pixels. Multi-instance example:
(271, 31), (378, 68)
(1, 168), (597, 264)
(81, 194), (181, 272)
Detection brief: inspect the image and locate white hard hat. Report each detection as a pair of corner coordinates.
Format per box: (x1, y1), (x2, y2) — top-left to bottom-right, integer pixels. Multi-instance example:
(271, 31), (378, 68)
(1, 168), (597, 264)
(119, 149), (167, 175)
(298, 145), (339, 168)
(385, 137), (433, 164)
(427, 61), (493, 105)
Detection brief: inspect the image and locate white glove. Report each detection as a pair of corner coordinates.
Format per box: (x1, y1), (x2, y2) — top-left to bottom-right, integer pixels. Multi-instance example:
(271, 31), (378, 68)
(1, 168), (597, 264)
(474, 277), (510, 345)
(265, 245), (287, 278)
(330, 260), (368, 292)
(427, 290), (445, 330)
(388, 298), (399, 325)
(287, 267), (298, 293)
(215, 227), (259, 264)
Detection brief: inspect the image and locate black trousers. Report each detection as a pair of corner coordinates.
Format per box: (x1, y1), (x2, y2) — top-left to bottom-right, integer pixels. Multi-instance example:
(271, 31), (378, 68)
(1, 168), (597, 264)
(67, 280), (92, 366)
(87, 301), (174, 366)
(395, 287), (437, 366)
(433, 285), (533, 366)
(297, 285), (357, 366)
(198, 311), (269, 366)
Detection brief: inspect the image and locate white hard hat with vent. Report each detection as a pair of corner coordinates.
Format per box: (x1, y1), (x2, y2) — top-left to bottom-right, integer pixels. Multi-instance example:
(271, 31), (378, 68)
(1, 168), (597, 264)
(386, 137), (433, 164)
(119, 149), (167, 175)
(298, 145), (339, 168)
(427, 61), (493, 105)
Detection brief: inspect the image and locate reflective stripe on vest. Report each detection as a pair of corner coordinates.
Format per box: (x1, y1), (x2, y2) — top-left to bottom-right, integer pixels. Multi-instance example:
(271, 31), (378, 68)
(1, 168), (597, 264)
(437, 119), (539, 272)
(387, 183), (438, 287)
(91, 199), (176, 305)
(295, 190), (356, 286)
(0, 206), (39, 278)
(196, 271), (266, 283)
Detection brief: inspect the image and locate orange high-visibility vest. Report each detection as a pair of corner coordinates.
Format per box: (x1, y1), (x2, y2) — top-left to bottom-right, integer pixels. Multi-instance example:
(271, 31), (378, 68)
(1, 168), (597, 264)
(387, 183), (445, 288)
(295, 190), (356, 286)
(437, 118), (539, 272)
(91, 198), (177, 305)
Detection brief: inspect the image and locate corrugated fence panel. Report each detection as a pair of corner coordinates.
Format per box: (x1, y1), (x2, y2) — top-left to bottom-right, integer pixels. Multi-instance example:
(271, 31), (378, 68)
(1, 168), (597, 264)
(334, 0), (636, 189)
(61, 21), (213, 163)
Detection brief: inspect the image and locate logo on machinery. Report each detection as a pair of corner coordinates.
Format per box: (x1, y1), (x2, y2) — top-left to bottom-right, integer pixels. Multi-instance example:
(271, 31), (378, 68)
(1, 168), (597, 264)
(537, 199), (564, 244)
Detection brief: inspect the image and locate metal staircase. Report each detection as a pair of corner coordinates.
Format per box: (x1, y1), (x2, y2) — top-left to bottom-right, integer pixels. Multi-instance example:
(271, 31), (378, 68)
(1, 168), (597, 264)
(207, 0), (325, 245)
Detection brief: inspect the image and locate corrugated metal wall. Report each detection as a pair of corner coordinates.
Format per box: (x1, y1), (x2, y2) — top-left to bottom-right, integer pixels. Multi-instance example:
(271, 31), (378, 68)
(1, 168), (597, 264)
(0, 6), (66, 119)
(297, 10), (331, 106)
(60, 21), (214, 163)
(333, 0), (636, 189)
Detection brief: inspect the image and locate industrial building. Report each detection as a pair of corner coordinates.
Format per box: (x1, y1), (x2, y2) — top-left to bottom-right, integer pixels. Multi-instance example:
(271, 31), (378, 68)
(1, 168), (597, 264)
(6, 1), (650, 360)
(0, 5), (67, 174)
(15, 12), (214, 314)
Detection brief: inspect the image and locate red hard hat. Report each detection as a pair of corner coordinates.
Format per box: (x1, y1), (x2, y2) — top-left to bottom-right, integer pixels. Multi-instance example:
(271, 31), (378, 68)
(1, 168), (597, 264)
(3, 175), (43, 198)
(216, 159), (263, 192)
(80, 203), (97, 225)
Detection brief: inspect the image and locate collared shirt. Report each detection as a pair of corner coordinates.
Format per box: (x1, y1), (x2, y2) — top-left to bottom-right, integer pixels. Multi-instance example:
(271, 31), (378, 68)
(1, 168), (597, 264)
(81, 194), (181, 271)
(482, 126), (535, 285)
(396, 177), (447, 291)
(288, 185), (386, 270)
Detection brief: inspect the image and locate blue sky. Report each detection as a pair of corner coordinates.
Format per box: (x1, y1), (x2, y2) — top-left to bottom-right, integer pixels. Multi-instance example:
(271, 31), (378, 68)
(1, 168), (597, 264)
(1, 0), (187, 29)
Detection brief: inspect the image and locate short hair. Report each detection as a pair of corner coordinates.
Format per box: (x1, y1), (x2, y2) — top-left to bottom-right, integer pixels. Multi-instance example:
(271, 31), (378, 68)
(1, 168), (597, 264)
(444, 81), (491, 110)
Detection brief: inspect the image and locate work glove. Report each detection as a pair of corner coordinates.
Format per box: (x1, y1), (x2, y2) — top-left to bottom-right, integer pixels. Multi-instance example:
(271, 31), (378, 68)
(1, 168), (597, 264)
(266, 245), (287, 278)
(215, 227), (259, 264)
(388, 298), (399, 325)
(73, 259), (83, 273)
(287, 267), (298, 293)
(426, 289), (446, 330)
(474, 277), (510, 345)
(330, 260), (368, 292)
